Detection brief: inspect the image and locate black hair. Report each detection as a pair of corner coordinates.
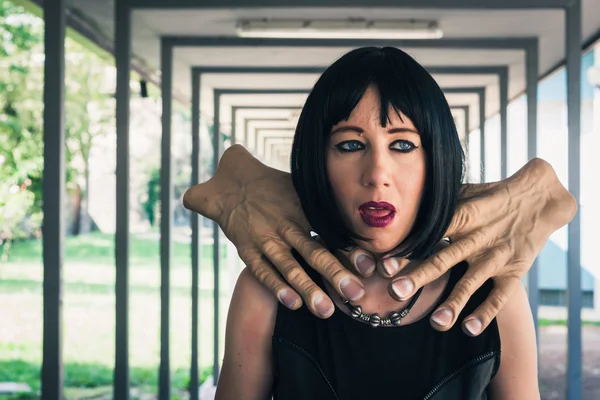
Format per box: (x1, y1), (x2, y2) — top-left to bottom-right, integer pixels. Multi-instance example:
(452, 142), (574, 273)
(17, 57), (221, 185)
(290, 47), (464, 260)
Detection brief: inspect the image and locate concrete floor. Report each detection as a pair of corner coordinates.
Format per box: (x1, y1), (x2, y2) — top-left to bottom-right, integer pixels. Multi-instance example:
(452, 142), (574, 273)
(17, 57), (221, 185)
(539, 325), (600, 399)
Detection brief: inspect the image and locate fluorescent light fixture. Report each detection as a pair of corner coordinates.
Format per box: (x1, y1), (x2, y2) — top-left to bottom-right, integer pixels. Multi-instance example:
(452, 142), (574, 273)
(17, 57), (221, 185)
(236, 19), (443, 39)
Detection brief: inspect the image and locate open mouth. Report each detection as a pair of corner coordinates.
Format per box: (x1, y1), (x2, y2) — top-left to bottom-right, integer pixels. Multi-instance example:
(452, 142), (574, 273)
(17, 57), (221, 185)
(358, 201), (396, 228)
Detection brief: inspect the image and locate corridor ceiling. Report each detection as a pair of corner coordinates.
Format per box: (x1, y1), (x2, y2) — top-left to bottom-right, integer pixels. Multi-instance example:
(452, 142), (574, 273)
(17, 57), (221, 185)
(65, 0), (600, 132)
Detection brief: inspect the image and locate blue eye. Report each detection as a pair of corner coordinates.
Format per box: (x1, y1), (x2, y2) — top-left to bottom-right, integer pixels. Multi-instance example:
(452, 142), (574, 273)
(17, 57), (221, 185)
(335, 140), (365, 152)
(391, 140), (416, 153)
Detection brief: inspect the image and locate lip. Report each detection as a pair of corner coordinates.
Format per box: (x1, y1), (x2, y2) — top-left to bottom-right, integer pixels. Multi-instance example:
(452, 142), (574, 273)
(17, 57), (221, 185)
(359, 201), (396, 212)
(358, 201), (396, 228)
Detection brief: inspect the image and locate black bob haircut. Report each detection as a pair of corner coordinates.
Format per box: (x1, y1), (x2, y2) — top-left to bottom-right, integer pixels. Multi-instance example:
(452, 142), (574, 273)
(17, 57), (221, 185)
(290, 47), (465, 260)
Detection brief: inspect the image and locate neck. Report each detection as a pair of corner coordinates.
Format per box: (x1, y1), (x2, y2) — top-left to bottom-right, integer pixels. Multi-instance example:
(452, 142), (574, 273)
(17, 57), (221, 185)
(332, 248), (416, 311)
(322, 240), (451, 322)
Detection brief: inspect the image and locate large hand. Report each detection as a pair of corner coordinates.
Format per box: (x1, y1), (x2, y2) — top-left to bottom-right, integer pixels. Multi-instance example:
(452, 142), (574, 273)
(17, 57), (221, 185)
(183, 144), (366, 318)
(370, 158), (576, 335)
(183, 145), (576, 327)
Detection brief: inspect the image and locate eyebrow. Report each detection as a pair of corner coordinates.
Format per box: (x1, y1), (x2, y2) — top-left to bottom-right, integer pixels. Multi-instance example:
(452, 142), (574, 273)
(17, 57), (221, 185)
(331, 125), (420, 135)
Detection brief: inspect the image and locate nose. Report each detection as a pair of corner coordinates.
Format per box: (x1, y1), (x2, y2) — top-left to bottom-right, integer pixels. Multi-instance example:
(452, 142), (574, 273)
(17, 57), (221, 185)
(361, 147), (392, 189)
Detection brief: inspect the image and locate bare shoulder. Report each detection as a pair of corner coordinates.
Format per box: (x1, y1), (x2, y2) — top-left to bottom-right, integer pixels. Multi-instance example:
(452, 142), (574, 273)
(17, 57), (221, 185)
(234, 267), (279, 307)
(488, 282), (540, 399)
(228, 267), (280, 337)
(215, 267), (279, 400)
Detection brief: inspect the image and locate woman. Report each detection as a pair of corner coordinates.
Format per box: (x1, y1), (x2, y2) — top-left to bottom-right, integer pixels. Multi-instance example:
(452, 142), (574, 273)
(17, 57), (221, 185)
(215, 47), (539, 399)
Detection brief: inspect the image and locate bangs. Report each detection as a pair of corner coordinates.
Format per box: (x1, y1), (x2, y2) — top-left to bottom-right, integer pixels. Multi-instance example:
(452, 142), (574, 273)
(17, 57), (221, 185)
(321, 47), (433, 139)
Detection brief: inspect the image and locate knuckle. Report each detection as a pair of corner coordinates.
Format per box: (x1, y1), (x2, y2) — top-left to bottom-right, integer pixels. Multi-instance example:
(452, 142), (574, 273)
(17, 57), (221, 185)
(492, 244), (515, 269)
(282, 265), (304, 284)
(463, 231), (482, 253)
(321, 259), (345, 279)
(264, 276), (284, 294)
(451, 208), (468, 234)
(453, 202), (476, 233)
(444, 288), (470, 313)
(276, 218), (292, 234)
(463, 201), (480, 222)
(494, 242), (511, 257)
(428, 252), (450, 274)
(309, 247), (334, 270)
(455, 276), (479, 298)
(483, 291), (508, 320)
(251, 263), (274, 285)
(277, 219), (298, 240)
(297, 235), (318, 256)
(237, 245), (256, 262)
(261, 239), (282, 258)
(298, 280), (321, 299)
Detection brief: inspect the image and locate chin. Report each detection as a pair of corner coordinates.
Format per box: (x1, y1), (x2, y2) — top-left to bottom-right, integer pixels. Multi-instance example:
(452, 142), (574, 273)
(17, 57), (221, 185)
(357, 238), (403, 258)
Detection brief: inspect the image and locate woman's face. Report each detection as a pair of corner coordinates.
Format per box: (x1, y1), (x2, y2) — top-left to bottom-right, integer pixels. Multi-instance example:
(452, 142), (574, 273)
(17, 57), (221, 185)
(327, 85), (427, 257)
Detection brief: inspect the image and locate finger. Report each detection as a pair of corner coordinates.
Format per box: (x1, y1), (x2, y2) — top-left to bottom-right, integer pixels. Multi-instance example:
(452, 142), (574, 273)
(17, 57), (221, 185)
(461, 279), (517, 337)
(182, 180), (221, 220)
(260, 239), (336, 319)
(278, 220), (366, 302)
(389, 235), (484, 301)
(429, 247), (509, 332)
(339, 247), (376, 277)
(238, 247), (303, 311)
(376, 243), (413, 278)
(377, 256), (401, 279)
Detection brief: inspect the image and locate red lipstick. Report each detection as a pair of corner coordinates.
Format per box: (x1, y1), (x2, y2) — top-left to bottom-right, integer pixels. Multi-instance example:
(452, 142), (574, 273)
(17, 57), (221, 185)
(359, 201), (396, 228)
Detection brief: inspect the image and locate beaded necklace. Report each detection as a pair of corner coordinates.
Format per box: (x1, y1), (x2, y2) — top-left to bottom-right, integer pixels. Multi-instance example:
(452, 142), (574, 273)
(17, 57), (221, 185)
(340, 286), (424, 328)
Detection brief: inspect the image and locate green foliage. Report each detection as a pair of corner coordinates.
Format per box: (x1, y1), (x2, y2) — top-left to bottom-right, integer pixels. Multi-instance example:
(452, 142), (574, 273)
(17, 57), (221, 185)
(0, 0), (116, 258)
(141, 167), (161, 227)
(0, 0), (44, 249)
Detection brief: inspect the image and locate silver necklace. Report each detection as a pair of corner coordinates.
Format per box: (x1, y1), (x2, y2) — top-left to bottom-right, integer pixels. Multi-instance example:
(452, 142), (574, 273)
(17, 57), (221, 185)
(341, 286), (424, 328)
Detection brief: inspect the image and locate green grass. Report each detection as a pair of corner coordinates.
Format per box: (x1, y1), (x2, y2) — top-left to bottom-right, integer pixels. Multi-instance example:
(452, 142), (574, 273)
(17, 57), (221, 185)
(0, 231), (242, 399)
(0, 360), (213, 393)
(539, 318), (600, 327)
(2, 230), (199, 266)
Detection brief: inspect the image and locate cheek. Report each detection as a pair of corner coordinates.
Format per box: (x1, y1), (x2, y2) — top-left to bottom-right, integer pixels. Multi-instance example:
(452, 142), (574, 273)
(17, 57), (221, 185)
(327, 158), (352, 202)
(397, 156), (426, 195)
(398, 168), (426, 200)
(326, 156), (360, 220)
(390, 159), (427, 228)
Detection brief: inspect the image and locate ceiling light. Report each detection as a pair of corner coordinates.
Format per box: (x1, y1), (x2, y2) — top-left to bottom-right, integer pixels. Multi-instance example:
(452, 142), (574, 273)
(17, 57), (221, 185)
(235, 19), (443, 40)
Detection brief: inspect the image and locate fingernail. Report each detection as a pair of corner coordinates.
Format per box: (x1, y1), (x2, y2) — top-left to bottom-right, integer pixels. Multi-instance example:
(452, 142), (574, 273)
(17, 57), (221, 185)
(382, 258), (399, 276)
(431, 308), (454, 327)
(464, 318), (482, 336)
(391, 278), (414, 299)
(355, 254), (375, 275)
(314, 293), (334, 318)
(340, 277), (365, 301)
(278, 289), (299, 309)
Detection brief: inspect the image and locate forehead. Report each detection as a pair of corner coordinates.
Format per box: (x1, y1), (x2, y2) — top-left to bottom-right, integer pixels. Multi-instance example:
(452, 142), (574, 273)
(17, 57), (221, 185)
(343, 86), (414, 128)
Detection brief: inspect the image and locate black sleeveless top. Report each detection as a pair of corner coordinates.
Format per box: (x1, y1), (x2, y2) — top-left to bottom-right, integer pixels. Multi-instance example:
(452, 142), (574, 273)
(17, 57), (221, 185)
(271, 253), (501, 400)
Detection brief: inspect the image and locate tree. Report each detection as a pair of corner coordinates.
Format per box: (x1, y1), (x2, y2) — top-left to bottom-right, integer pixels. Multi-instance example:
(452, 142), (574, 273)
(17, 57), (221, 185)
(64, 39), (115, 235)
(1, 0), (118, 265)
(0, 0), (44, 258)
